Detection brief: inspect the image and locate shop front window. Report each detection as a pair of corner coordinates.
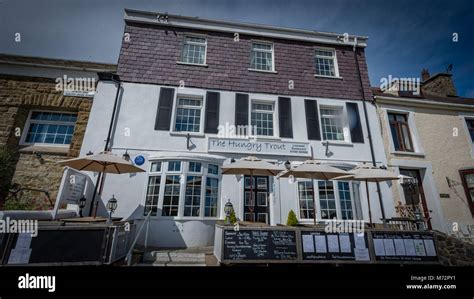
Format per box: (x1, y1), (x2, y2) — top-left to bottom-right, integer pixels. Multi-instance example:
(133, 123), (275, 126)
(298, 181), (314, 219)
(319, 181), (337, 219)
(163, 175), (181, 216)
(297, 180), (356, 221)
(144, 160), (220, 218)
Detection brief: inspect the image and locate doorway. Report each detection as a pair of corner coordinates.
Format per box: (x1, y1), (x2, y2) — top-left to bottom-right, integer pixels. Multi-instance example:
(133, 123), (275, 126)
(399, 168), (432, 229)
(243, 175), (270, 224)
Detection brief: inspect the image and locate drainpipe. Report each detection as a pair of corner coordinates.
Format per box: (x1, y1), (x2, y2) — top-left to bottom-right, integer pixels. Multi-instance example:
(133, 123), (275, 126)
(352, 39), (387, 223)
(88, 73), (122, 217)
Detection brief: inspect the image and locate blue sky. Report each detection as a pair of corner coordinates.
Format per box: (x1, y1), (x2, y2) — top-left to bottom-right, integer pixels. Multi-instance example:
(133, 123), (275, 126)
(0, 0), (473, 96)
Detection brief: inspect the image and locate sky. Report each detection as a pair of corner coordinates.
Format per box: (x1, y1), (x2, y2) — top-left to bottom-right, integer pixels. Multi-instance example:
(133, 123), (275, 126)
(0, 0), (473, 96)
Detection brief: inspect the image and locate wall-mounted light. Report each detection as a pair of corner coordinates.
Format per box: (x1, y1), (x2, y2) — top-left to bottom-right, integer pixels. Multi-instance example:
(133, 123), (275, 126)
(284, 160), (291, 170)
(322, 142), (333, 157)
(86, 151), (94, 156)
(446, 177), (461, 188)
(122, 150), (130, 161)
(230, 158), (236, 163)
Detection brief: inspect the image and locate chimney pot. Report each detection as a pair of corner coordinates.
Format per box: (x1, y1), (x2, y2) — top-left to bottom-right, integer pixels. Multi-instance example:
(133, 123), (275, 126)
(421, 68), (430, 81)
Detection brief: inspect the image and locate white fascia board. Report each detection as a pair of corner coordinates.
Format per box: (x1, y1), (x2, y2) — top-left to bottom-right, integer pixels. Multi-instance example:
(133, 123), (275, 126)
(374, 95), (474, 111)
(124, 9), (368, 48)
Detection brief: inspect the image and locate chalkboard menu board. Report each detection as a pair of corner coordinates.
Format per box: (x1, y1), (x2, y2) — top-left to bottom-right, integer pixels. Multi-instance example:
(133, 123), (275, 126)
(301, 231), (370, 262)
(371, 232), (438, 262)
(223, 230), (297, 261)
(3, 229), (107, 265)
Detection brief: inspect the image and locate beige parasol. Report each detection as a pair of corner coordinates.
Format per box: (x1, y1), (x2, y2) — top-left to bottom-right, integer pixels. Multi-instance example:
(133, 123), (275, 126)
(333, 163), (403, 225)
(222, 156), (284, 222)
(277, 160), (349, 225)
(58, 151), (145, 174)
(58, 151), (145, 217)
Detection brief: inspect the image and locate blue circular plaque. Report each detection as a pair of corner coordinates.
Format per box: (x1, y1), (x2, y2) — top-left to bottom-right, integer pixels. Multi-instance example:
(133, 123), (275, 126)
(134, 155), (145, 166)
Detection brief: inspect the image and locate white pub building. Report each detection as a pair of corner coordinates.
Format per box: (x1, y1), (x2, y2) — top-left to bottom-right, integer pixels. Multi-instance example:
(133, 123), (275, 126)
(79, 9), (394, 248)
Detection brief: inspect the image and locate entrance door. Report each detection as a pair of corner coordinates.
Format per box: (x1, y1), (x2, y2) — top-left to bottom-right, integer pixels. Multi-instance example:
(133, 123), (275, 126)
(400, 169), (432, 229)
(243, 176), (270, 224)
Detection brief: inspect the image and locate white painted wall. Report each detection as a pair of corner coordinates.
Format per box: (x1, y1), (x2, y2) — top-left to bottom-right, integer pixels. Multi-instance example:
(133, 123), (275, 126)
(79, 81), (393, 248)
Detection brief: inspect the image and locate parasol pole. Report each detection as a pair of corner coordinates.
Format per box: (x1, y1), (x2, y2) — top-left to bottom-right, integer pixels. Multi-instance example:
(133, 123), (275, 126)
(250, 169), (254, 222)
(366, 179), (373, 226)
(93, 163), (107, 218)
(312, 178), (317, 226)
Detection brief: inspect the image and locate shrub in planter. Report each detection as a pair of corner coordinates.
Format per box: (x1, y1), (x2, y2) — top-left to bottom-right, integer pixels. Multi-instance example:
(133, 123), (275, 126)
(286, 209), (299, 226)
(229, 210), (237, 224)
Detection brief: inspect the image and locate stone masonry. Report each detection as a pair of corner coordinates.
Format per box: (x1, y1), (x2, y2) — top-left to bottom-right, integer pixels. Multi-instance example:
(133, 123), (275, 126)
(0, 75), (92, 208)
(433, 231), (474, 266)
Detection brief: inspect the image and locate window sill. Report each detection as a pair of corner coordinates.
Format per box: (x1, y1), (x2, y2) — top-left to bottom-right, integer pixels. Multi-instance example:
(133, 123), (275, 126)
(173, 217), (221, 221)
(248, 68), (278, 74)
(314, 75), (343, 80)
(176, 61), (208, 67)
(252, 136), (281, 141)
(19, 145), (69, 155)
(391, 151), (425, 157)
(322, 140), (353, 147)
(170, 131), (205, 138)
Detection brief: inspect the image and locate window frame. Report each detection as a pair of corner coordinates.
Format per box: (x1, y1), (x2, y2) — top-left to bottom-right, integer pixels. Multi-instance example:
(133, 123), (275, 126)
(459, 168), (474, 217)
(143, 160), (221, 220)
(319, 105), (348, 142)
(249, 41), (275, 72)
(314, 47), (340, 78)
(204, 164), (220, 217)
(179, 35), (208, 66)
(461, 116), (474, 158)
(387, 112), (414, 152)
(172, 94), (205, 134)
(183, 174), (203, 217)
(249, 99), (279, 138)
(464, 117), (474, 143)
(296, 179), (356, 222)
(20, 110), (77, 147)
(297, 180), (315, 220)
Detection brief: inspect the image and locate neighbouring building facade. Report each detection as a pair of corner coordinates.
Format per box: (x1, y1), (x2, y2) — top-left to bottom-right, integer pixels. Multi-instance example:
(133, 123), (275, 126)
(80, 9), (394, 248)
(0, 54), (116, 209)
(374, 70), (474, 235)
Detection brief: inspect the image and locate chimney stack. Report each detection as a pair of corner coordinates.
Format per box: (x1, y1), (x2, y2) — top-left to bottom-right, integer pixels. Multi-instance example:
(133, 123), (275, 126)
(421, 68), (430, 82)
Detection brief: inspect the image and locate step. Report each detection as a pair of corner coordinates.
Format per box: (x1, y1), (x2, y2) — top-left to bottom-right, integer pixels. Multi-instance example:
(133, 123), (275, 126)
(152, 252), (206, 263)
(152, 261), (207, 267)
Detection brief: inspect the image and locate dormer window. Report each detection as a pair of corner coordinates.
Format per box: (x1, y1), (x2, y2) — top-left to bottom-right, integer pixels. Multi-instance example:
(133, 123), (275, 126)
(180, 36), (207, 65)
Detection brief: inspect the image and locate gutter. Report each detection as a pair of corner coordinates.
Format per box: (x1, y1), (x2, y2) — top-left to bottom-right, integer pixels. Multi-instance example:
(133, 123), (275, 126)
(88, 73), (122, 217)
(0, 60), (116, 73)
(374, 95), (474, 111)
(124, 9), (368, 48)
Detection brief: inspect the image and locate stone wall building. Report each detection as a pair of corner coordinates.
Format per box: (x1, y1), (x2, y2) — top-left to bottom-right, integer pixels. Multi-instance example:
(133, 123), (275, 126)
(373, 69), (474, 236)
(0, 54), (116, 209)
